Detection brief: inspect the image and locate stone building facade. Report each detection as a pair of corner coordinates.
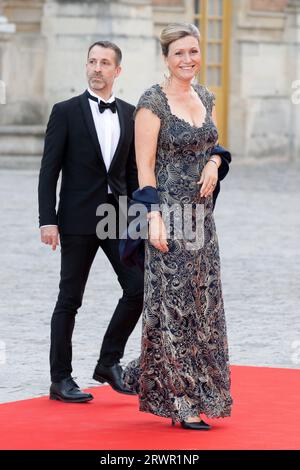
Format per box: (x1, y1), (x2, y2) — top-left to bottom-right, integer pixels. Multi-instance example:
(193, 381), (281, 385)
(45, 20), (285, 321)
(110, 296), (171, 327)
(0, 0), (299, 162)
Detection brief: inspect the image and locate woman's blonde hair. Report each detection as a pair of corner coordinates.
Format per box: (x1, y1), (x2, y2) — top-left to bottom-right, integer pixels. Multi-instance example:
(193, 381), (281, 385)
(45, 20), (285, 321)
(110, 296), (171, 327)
(160, 23), (201, 57)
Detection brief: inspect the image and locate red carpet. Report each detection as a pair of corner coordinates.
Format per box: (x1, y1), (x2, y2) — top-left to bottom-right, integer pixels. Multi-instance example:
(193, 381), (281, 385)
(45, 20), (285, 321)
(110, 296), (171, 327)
(0, 365), (299, 450)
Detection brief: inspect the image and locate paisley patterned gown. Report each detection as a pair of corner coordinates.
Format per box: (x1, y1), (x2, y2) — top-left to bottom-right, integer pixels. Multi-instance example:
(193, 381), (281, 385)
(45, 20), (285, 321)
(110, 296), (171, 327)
(123, 83), (233, 422)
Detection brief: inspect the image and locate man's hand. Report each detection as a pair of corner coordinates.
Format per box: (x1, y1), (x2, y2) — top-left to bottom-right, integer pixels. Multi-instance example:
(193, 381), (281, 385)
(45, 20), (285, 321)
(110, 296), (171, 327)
(40, 226), (60, 251)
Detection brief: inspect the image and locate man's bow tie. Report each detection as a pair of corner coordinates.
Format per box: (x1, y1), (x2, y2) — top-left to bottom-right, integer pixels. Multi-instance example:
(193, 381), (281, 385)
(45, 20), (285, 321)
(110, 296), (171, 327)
(86, 91), (117, 114)
(98, 100), (117, 114)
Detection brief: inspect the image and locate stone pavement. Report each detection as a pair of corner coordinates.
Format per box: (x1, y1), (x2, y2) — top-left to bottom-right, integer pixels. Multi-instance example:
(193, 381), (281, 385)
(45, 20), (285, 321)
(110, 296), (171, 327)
(0, 160), (299, 403)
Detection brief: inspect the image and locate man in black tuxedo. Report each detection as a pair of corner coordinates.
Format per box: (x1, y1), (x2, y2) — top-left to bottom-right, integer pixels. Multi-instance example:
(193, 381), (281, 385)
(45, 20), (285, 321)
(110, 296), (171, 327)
(38, 41), (144, 402)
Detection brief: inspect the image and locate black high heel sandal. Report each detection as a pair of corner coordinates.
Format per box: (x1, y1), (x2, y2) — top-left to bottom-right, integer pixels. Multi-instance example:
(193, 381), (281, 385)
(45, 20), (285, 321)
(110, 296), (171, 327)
(171, 418), (211, 430)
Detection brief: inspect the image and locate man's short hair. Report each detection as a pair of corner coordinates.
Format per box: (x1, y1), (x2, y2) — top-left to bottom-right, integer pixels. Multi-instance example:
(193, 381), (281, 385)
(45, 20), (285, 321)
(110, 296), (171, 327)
(87, 41), (122, 65)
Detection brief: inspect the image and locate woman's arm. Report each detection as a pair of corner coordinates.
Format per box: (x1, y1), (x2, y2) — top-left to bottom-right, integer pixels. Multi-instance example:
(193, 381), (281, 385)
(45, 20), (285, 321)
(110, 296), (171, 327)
(135, 108), (160, 188)
(135, 108), (169, 253)
(198, 105), (219, 197)
(210, 105), (231, 181)
(209, 106), (222, 168)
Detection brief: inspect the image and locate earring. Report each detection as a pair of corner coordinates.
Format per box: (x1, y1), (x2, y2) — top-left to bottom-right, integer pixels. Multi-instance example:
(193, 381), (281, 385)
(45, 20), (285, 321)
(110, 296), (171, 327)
(163, 70), (172, 88)
(193, 69), (200, 85)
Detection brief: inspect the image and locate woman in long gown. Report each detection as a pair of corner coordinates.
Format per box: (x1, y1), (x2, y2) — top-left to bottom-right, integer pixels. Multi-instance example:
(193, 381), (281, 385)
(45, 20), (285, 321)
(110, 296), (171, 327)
(124, 23), (233, 430)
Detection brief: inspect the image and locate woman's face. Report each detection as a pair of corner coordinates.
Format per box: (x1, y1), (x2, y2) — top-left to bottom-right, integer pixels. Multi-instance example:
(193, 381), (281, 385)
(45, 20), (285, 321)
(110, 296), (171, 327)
(165, 35), (201, 83)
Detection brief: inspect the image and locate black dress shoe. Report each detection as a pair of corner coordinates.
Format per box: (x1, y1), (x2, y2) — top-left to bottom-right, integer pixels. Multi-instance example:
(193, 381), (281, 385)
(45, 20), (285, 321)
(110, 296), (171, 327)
(93, 363), (136, 396)
(49, 377), (94, 403)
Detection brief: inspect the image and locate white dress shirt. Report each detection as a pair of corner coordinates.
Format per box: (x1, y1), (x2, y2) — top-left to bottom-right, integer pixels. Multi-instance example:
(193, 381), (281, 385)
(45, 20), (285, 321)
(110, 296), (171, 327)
(87, 87), (120, 194)
(41, 88), (120, 228)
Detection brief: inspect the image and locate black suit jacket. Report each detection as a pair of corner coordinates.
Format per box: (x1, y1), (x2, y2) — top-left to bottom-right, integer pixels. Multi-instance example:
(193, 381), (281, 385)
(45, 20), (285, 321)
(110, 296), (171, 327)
(38, 91), (138, 234)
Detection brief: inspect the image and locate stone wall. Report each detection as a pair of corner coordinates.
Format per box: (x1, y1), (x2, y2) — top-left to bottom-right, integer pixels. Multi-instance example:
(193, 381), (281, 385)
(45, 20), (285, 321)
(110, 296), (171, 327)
(41, 0), (156, 117)
(1, 0), (46, 126)
(229, 0), (300, 160)
(0, 0), (299, 161)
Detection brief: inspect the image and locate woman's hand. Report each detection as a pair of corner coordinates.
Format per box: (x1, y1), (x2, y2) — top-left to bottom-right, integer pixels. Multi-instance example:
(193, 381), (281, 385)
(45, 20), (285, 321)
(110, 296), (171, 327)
(197, 157), (220, 198)
(148, 211), (169, 253)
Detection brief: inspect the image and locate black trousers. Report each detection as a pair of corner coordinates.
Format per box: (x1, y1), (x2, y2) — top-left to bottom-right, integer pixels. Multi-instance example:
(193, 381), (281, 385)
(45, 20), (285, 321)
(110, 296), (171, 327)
(50, 196), (144, 382)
